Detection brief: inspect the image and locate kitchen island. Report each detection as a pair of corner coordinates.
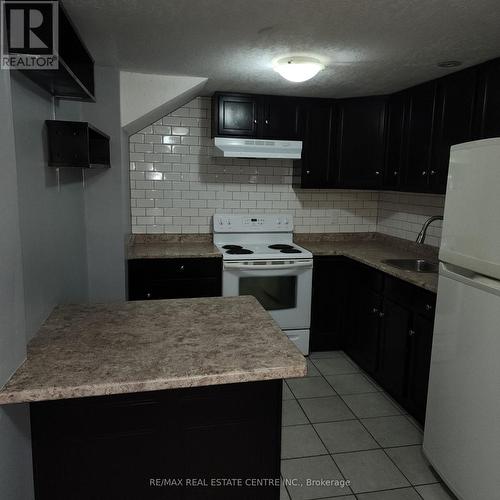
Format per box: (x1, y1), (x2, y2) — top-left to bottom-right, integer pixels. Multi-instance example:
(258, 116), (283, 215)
(0, 296), (306, 500)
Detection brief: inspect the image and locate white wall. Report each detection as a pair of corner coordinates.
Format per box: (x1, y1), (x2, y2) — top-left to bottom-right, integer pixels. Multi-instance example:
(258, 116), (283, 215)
(0, 69), (34, 500)
(11, 74), (89, 339)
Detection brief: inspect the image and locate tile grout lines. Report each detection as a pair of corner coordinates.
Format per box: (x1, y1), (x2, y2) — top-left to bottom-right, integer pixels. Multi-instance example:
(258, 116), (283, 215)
(281, 350), (441, 500)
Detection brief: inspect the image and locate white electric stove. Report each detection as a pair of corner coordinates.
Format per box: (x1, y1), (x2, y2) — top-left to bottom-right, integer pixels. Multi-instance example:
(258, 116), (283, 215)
(214, 214), (312, 355)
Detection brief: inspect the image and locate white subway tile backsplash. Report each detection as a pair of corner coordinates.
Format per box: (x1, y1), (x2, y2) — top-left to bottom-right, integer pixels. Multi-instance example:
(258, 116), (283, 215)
(129, 96), (444, 242)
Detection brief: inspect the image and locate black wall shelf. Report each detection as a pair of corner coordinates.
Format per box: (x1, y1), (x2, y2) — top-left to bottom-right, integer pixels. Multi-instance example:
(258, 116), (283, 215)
(9, 2), (95, 101)
(46, 120), (110, 168)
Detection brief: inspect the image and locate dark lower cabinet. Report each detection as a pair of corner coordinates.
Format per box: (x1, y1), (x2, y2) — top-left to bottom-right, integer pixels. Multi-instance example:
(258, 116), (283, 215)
(128, 258), (222, 300)
(310, 257), (349, 351)
(347, 286), (382, 376)
(31, 381), (282, 500)
(377, 298), (412, 400)
(406, 313), (435, 423)
(313, 259), (436, 424)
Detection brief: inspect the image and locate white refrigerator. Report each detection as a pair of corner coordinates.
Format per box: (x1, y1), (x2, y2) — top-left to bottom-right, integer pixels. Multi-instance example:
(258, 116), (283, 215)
(423, 138), (500, 500)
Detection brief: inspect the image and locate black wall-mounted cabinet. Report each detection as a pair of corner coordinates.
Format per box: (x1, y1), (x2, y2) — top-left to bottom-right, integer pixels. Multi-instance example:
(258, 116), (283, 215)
(9, 3), (95, 101)
(384, 92), (408, 190)
(335, 97), (388, 189)
(400, 81), (438, 192)
(293, 100), (335, 188)
(473, 58), (500, 139)
(213, 57), (500, 194)
(46, 120), (110, 168)
(311, 258), (436, 424)
(212, 92), (300, 140)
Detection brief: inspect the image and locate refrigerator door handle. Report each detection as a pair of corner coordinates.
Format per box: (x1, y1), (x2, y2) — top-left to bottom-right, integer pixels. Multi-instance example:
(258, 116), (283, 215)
(440, 262), (500, 296)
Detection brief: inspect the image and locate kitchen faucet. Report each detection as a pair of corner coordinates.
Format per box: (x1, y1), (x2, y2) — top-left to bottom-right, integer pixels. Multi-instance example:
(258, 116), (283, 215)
(416, 215), (444, 244)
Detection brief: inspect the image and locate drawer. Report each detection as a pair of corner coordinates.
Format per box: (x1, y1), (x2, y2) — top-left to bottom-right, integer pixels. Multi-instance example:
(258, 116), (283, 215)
(128, 258), (221, 281)
(385, 274), (436, 319)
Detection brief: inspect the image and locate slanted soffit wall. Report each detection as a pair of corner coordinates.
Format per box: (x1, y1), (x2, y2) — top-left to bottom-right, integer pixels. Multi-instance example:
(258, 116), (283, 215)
(120, 72), (207, 135)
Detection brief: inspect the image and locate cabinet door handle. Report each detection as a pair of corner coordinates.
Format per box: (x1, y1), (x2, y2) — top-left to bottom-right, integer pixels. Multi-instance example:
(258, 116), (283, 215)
(306, 170), (311, 175)
(254, 119), (258, 124)
(422, 171), (427, 176)
(179, 265), (185, 271)
(375, 171), (380, 176)
(393, 170), (398, 176)
(409, 329), (416, 337)
(430, 170), (436, 176)
(372, 307), (379, 314)
(425, 303), (433, 311)
(379, 311), (385, 318)
(146, 292), (152, 299)
(265, 119), (269, 125)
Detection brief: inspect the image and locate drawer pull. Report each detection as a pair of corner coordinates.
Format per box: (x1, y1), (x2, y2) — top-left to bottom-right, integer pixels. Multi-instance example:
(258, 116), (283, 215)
(146, 292), (152, 299)
(409, 329), (416, 337)
(378, 311), (385, 318)
(372, 307), (379, 314)
(425, 303), (433, 311)
(179, 265), (185, 272)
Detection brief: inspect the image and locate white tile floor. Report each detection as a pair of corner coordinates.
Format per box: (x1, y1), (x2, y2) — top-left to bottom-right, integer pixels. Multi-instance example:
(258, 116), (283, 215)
(281, 351), (457, 500)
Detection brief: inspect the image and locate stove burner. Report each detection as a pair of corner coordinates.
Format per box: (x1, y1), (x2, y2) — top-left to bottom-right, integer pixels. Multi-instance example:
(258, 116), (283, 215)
(222, 245), (243, 250)
(280, 248), (302, 254)
(226, 248), (254, 255)
(269, 244), (294, 250)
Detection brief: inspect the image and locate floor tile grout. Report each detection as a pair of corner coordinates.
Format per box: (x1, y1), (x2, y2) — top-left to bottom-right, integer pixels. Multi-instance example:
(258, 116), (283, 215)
(282, 350), (445, 500)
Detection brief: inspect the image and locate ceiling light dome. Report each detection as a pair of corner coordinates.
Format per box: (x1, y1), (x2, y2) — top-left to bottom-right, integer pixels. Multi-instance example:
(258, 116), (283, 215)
(273, 56), (325, 83)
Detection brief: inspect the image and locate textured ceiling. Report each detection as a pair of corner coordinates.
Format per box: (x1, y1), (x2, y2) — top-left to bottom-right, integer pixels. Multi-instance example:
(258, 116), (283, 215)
(64, 0), (500, 97)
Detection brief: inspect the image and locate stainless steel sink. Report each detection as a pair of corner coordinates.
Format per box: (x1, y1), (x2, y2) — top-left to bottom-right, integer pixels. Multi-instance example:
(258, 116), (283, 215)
(382, 259), (439, 273)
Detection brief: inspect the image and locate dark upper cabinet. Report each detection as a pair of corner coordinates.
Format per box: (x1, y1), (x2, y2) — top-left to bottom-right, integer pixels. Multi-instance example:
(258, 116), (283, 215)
(384, 92), (408, 190)
(431, 68), (477, 193)
(401, 81), (437, 192)
(212, 93), (299, 139)
(473, 57), (500, 140)
(334, 97), (388, 188)
(293, 100), (335, 188)
(212, 93), (259, 137)
(261, 96), (300, 140)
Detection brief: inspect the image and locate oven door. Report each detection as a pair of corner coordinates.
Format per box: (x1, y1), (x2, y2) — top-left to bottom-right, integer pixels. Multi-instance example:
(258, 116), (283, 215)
(223, 260), (312, 330)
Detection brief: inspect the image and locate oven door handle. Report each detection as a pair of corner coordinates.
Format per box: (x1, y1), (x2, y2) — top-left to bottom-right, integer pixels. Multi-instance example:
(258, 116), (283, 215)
(224, 260), (313, 271)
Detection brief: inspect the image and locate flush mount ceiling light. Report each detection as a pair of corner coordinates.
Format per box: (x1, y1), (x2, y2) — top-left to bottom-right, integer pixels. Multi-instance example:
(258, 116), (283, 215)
(273, 56), (325, 82)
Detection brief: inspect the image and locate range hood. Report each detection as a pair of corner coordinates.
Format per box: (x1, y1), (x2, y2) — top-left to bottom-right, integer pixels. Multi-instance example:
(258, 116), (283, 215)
(214, 137), (302, 159)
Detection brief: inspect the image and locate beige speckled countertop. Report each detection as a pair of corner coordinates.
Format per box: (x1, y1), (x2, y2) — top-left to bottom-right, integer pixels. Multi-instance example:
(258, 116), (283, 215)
(295, 234), (438, 293)
(128, 234), (220, 259)
(127, 233), (438, 292)
(0, 296), (306, 405)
